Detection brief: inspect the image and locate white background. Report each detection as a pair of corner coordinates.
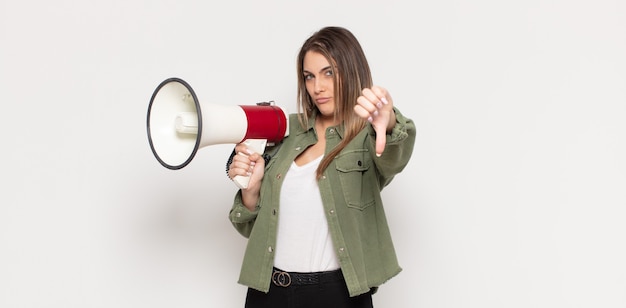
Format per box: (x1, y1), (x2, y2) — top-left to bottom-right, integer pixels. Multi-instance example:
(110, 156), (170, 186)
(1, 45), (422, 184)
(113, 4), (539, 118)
(1, 0), (625, 307)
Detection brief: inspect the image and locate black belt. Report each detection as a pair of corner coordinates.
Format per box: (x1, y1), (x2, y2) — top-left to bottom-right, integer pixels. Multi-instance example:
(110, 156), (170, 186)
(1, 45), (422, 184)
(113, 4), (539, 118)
(271, 268), (344, 287)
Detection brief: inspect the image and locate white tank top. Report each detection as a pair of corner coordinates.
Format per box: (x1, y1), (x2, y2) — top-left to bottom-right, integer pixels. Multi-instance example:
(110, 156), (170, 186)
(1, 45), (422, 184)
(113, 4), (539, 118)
(274, 155), (340, 272)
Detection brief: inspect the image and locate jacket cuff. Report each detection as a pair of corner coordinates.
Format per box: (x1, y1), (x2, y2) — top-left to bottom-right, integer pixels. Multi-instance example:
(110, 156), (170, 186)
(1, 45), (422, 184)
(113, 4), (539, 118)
(384, 107), (411, 144)
(229, 191), (259, 223)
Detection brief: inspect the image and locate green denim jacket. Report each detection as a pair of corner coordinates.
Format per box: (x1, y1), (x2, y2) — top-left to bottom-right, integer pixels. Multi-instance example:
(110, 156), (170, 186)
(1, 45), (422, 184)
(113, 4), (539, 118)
(229, 107), (416, 297)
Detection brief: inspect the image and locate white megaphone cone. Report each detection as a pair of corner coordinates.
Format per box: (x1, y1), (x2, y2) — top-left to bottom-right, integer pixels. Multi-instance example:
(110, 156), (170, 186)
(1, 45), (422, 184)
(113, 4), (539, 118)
(147, 77), (289, 189)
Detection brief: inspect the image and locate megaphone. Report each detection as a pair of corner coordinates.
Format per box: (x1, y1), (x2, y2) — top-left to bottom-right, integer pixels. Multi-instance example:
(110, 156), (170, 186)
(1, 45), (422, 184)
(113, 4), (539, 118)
(147, 77), (289, 189)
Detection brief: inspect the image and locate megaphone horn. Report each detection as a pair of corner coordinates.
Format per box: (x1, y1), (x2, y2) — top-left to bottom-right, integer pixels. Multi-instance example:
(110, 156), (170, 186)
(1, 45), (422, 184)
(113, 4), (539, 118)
(147, 77), (289, 189)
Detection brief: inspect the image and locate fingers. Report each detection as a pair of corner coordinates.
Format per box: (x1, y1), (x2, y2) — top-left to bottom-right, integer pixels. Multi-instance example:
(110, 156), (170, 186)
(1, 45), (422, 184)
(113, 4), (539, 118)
(228, 144), (262, 179)
(355, 86), (393, 157)
(356, 86), (390, 122)
(229, 153), (255, 177)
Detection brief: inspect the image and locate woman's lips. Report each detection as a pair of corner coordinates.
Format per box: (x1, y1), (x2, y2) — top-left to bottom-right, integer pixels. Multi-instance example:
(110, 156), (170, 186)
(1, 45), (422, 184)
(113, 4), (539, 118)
(316, 97), (331, 104)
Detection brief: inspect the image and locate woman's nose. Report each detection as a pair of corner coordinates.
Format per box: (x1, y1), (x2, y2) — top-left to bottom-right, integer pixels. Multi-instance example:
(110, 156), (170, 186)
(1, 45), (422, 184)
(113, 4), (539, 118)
(314, 79), (325, 93)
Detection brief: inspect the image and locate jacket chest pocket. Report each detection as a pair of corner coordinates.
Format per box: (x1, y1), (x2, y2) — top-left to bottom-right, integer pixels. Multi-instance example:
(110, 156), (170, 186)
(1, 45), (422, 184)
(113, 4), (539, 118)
(335, 150), (375, 210)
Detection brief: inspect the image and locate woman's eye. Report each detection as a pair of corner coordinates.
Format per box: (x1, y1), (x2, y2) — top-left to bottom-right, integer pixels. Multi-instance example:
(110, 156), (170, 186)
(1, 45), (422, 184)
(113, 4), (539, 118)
(304, 74), (313, 80)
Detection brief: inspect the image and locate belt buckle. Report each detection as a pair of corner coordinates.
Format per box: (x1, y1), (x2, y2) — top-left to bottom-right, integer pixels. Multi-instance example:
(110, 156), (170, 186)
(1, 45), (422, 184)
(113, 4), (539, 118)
(272, 270), (292, 287)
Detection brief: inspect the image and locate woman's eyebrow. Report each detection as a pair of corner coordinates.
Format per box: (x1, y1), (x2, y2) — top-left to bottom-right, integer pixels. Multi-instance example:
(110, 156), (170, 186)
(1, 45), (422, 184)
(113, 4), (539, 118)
(303, 66), (332, 75)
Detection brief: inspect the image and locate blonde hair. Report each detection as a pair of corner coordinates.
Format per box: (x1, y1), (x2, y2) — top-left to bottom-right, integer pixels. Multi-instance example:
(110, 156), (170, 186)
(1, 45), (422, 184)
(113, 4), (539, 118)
(296, 27), (374, 178)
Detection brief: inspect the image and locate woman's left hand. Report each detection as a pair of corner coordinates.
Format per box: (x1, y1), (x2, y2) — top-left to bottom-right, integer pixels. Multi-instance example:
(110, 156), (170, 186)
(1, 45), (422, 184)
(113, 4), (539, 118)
(354, 86), (396, 157)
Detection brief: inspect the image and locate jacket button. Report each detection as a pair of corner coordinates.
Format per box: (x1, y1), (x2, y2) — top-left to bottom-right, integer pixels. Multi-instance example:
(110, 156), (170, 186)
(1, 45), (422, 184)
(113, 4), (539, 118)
(272, 209), (277, 215)
(357, 160), (362, 166)
(268, 246), (273, 253)
(276, 174), (281, 180)
(236, 212), (241, 218)
(329, 209), (335, 215)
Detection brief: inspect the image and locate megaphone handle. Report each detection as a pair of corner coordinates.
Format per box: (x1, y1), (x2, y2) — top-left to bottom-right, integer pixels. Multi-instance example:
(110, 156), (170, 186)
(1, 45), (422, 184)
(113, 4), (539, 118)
(232, 139), (268, 189)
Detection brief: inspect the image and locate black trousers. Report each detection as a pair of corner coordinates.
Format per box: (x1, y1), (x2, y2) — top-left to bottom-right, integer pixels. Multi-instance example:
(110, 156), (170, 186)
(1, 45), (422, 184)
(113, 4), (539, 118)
(245, 274), (373, 308)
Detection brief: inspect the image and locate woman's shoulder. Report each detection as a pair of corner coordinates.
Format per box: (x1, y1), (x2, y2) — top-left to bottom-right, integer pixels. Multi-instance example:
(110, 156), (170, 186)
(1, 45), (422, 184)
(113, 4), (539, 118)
(287, 113), (311, 135)
(288, 113), (300, 123)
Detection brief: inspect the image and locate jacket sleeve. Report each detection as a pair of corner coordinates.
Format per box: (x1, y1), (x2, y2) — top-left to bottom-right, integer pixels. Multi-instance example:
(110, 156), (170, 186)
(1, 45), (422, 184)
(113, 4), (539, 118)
(367, 106), (417, 188)
(228, 190), (259, 238)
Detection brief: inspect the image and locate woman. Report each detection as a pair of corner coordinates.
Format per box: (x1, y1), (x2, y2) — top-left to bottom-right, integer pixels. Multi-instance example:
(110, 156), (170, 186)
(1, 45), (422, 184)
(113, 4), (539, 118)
(227, 26), (416, 308)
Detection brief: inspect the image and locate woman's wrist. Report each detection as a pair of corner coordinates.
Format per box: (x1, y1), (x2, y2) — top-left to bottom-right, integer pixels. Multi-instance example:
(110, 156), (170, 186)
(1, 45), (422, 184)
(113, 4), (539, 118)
(386, 108), (397, 133)
(241, 189), (260, 211)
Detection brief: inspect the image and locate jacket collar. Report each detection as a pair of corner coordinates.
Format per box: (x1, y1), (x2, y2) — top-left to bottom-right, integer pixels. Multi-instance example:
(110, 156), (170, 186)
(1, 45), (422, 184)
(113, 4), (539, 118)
(297, 112), (346, 139)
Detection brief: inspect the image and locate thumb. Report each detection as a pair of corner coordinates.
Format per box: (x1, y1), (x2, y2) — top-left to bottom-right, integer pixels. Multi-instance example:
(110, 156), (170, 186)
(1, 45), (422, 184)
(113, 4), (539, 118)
(374, 125), (387, 157)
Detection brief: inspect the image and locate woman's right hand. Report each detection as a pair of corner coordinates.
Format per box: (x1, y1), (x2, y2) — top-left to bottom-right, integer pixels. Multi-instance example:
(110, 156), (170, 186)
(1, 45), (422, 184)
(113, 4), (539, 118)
(228, 143), (265, 209)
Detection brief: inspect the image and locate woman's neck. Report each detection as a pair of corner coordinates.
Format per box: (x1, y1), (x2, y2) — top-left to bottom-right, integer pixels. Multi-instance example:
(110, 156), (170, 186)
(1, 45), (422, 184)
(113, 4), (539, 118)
(315, 114), (339, 132)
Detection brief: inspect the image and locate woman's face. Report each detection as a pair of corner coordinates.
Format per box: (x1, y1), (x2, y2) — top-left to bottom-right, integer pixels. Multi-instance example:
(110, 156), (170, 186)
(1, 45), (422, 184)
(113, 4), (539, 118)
(303, 51), (335, 118)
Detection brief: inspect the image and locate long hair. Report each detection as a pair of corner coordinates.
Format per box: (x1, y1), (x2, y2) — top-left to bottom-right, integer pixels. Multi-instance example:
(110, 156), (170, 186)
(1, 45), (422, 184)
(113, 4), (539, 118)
(296, 27), (373, 178)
